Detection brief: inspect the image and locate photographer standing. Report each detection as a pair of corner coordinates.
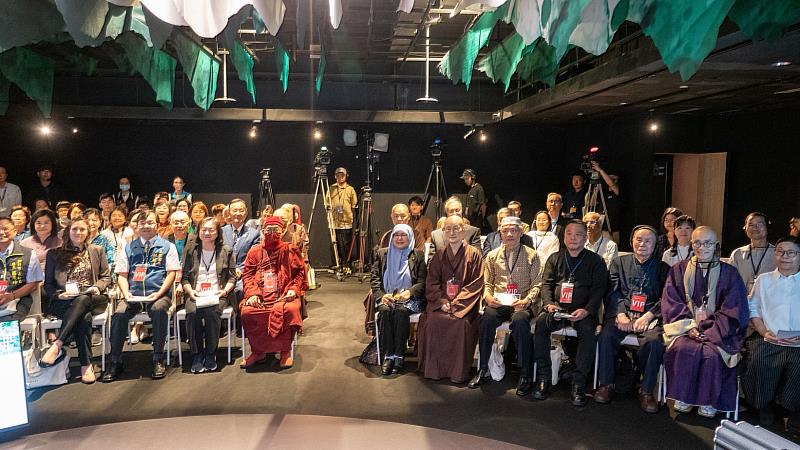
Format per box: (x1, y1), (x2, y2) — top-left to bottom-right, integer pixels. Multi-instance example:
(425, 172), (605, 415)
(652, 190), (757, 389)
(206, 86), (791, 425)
(460, 169), (486, 231)
(329, 167), (358, 273)
(562, 171), (587, 220)
(585, 161), (621, 234)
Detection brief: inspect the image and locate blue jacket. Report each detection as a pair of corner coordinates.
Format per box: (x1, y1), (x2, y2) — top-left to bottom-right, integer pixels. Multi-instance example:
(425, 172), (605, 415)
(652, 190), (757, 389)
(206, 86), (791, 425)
(126, 236), (171, 296)
(222, 223), (261, 269)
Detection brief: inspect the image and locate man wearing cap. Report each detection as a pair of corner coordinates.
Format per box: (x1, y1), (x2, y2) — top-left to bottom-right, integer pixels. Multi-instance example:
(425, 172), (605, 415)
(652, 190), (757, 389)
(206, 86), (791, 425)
(470, 216), (541, 396)
(26, 165), (67, 210)
(240, 216), (307, 369)
(328, 167), (358, 273)
(461, 169), (486, 231)
(594, 225), (670, 412)
(482, 208), (533, 259)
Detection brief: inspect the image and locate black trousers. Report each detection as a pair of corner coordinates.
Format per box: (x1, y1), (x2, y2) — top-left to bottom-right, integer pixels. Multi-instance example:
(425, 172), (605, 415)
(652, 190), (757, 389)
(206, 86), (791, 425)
(49, 294), (109, 366)
(377, 304), (411, 358)
(110, 296), (172, 363)
(0, 296), (32, 323)
(185, 298), (229, 357)
(335, 228), (353, 267)
(533, 311), (596, 386)
(743, 335), (800, 411)
(478, 306), (533, 377)
(596, 320), (664, 392)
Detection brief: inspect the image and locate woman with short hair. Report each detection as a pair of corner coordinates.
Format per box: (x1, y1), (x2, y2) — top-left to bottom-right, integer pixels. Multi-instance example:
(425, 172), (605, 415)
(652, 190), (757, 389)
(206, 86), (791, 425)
(662, 215), (696, 267)
(154, 200), (173, 238)
(83, 208), (115, 267)
(10, 205), (31, 243)
(188, 201), (208, 235)
(526, 210), (560, 268)
(20, 209), (62, 272)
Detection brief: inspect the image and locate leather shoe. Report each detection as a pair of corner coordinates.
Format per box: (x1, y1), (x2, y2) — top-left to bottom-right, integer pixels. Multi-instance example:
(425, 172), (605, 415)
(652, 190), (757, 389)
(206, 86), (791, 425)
(533, 379), (552, 400)
(151, 361), (167, 379)
(392, 358), (404, 374)
(516, 376), (533, 397)
(638, 389), (659, 413)
(594, 385), (613, 404)
(381, 358), (394, 376)
(101, 362), (124, 383)
(571, 384), (587, 407)
(468, 369), (491, 389)
(759, 407), (774, 426)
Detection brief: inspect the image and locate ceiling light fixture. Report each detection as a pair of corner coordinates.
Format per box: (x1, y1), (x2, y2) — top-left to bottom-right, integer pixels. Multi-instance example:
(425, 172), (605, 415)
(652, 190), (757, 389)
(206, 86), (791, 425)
(479, 131), (487, 142)
(249, 126), (257, 138)
(771, 61), (792, 67)
(648, 122), (659, 132)
(213, 48), (236, 103)
(72, 128), (78, 134)
(416, 22), (438, 103)
(40, 125), (52, 136)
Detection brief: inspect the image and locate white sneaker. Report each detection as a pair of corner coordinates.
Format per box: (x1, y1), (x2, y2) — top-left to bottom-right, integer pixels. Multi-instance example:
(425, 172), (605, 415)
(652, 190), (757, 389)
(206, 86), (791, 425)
(697, 405), (717, 418)
(673, 400), (692, 413)
(130, 330), (140, 344)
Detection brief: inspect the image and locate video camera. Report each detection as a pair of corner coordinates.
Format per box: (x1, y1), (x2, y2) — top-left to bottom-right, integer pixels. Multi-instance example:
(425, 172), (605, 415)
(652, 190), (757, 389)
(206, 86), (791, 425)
(580, 146), (605, 179)
(315, 146), (332, 167)
(260, 168), (271, 179)
(430, 138), (447, 158)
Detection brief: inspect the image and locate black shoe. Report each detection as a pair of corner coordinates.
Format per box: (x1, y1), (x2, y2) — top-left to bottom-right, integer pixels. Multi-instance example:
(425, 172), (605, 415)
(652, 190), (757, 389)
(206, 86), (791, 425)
(102, 362), (124, 383)
(381, 358), (394, 376)
(91, 329), (102, 347)
(152, 361), (167, 379)
(392, 358), (405, 374)
(759, 407), (774, 427)
(516, 376), (533, 397)
(468, 369), (491, 389)
(533, 379), (552, 400)
(571, 384), (587, 407)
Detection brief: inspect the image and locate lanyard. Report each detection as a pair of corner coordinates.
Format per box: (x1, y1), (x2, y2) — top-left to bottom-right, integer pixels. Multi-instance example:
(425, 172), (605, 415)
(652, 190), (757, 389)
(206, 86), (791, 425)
(589, 236), (604, 254)
(564, 252), (586, 282)
(201, 248), (216, 273)
(748, 245), (769, 279)
(443, 246), (462, 281)
(504, 245), (523, 278)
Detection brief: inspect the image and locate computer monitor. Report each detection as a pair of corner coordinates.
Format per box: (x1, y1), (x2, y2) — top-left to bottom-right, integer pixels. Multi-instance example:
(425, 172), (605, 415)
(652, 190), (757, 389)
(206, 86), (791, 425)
(0, 320), (29, 433)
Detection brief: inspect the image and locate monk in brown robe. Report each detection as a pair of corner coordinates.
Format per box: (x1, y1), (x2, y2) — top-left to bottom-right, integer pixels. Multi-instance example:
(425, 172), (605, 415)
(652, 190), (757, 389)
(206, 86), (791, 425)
(240, 216), (307, 369)
(418, 215), (483, 383)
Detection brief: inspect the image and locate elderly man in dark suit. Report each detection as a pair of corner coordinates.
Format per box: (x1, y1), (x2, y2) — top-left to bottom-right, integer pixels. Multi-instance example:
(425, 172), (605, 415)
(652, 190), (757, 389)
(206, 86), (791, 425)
(430, 196), (481, 253)
(221, 198), (261, 325)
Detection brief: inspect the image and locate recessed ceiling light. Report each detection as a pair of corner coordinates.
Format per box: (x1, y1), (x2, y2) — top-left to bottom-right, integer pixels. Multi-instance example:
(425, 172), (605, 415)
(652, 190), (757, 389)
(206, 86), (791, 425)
(772, 61), (792, 67)
(577, 112), (584, 116)
(619, 102), (628, 106)
(679, 85), (689, 89)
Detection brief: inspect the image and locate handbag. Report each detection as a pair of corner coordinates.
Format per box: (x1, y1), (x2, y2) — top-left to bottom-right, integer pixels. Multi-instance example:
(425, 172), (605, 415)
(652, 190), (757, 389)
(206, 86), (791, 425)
(22, 323), (71, 389)
(359, 338), (379, 366)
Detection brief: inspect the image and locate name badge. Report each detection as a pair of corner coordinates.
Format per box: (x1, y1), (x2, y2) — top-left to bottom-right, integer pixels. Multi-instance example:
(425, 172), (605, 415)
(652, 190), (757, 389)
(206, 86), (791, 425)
(335, 204), (344, 215)
(0, 280), (7, 294)
(630, 293), (647, 313)
(65, 282), (80, 295)
(263, 271), (278, 293)
(200, 282), (212, 292)
(132, 265), (147, 282)
(506, 283), (518, 295)
(446, 278), (460, 300)
(560, 282), (574, 304)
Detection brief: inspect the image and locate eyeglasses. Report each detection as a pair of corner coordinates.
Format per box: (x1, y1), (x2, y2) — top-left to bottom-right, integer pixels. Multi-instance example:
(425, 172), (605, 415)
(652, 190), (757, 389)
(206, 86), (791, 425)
(584, 220), (599, 226)
(547, 200), (562, 205)
(746, 223), (765, 229)
(776, 250), (799, 258)
(691, 240), (717, 249)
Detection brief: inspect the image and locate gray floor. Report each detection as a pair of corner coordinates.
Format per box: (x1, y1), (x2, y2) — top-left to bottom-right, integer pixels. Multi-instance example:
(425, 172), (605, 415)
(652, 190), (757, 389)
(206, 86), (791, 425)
(7, 275), (726, 449)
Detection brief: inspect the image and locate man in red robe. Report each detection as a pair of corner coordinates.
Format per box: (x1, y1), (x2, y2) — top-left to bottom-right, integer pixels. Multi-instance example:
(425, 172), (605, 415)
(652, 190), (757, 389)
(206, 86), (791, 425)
(240, 216), (307, 369)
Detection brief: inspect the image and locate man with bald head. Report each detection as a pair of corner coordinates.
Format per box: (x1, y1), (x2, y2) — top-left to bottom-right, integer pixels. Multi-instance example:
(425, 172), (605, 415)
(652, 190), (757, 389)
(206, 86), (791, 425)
(378, 203), (411, 248)
(430, 196), (481, 253)
(661, 226), (748, 418)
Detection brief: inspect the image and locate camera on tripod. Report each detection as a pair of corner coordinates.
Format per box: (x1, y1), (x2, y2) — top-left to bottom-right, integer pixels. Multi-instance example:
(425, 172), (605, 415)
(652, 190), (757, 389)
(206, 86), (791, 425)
(430, 138), (447, 158)
(260, 168), (271, 179)
(315, 146), (332, 167)
(580, 146), (605, 180)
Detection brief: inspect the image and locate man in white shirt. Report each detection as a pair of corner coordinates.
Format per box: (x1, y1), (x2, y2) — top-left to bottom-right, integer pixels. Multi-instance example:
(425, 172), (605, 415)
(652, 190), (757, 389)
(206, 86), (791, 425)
(583, 211), (617, 268)
(0, 166), (23, 217)
(103, 211), (181, 382)
(743, 236), (800, 427)
(729, 212), (776, 294)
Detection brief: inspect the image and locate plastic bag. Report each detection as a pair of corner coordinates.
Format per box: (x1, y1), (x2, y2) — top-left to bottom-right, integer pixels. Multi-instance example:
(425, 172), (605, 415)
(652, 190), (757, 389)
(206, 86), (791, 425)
(488, 341), (506, 381)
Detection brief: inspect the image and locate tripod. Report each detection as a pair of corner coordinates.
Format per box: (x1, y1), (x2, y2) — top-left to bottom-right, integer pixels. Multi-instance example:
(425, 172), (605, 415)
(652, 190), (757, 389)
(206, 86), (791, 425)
(255, 168), (275, 215)
(308, 164), (343, 280)
(354, 186), (375, 282)
(584, 174), (612, 234)
(422, 156), (448, 218)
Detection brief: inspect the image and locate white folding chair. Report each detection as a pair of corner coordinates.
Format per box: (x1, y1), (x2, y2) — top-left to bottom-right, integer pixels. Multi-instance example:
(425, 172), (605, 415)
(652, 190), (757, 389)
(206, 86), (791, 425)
(40, 303), (111, 372)
(374, 311), (422, 364)
(592, 333), (640, 390)
(175, 306), (236, 365)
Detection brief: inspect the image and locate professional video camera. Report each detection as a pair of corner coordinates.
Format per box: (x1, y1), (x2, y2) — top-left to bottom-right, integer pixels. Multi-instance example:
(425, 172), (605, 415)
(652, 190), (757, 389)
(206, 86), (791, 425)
(314, 146), (332, 167)
(580, 146), (605, 180)
(260, 168), (271, 179)
(430, 138), (447, 158)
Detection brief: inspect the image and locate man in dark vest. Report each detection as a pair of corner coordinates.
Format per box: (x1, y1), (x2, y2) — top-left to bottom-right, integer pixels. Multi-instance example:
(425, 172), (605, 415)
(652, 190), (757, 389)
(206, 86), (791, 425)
(0, 216), (44, 322)
(103, 211), (181, 382)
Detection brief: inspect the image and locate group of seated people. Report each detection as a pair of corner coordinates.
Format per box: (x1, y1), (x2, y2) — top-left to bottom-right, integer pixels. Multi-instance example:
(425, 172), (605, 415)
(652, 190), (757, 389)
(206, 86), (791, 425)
(1, 174), (309, 384)
(1, 169), (799, 432)
(371, 194), (800, 429)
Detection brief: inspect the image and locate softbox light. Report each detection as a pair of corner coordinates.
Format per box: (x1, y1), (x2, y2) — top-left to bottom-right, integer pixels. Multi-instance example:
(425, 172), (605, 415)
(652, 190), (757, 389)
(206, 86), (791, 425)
(343, 129), (358, 146)
(373, 132), (389, 152)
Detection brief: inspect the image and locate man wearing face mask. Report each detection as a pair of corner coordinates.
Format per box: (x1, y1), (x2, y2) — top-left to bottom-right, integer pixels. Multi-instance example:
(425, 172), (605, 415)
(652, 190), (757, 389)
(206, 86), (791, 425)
(114, 177), (140, 213)
(240, 216), (307, 370)
(594, 226), (670, 412)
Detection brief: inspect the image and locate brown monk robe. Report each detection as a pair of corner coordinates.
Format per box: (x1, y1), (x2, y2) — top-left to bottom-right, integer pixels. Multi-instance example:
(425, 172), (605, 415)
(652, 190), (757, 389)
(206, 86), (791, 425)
(417, 216), (483, 383)
(240, 216), (307, 369)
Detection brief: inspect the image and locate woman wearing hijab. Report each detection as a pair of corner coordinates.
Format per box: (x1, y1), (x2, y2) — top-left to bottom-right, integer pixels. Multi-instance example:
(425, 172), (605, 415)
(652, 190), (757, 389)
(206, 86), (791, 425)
(240, 216), (308, 370)
(370, 224), (427, 375)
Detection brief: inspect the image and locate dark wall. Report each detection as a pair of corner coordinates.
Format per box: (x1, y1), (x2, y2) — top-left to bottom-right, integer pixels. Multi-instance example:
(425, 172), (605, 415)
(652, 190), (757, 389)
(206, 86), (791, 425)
(2, 107), (798, 254)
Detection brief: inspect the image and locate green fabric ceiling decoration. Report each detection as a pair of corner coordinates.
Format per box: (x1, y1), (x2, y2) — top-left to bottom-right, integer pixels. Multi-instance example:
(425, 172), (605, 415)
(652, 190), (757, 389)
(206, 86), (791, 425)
(728, 0), (800, 42)
(439, 1), (512, 89)
(65, 53), (99, 75)
(630, 0), (735, 81)
(569, 0), (627, 55)
(0, 47), (55, 117)
(541, 0), (593, 60)
(53, 0), (109, 47)
(115, 32), (176, 109)
(477, 32), (527, 91)
(0, 72), (11, 115)
(230, 41), (257, 103)
(316, 29), (326, 95)
(172, 31), (220, 111)
(274, 38), (290, 93)
(516, 39), (559, 87)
